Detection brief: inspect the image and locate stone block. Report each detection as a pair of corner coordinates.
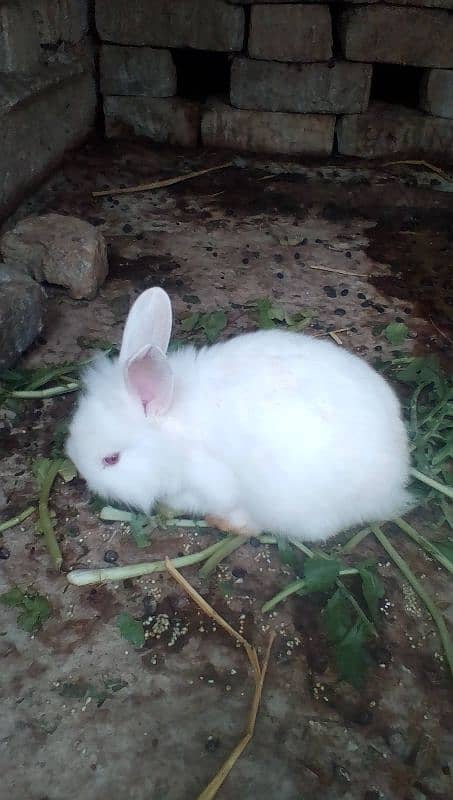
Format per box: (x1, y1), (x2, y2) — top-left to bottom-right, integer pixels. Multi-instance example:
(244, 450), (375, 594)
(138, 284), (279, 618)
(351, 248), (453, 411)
(231, 58), (371, 114)
(96, 0), (244, 52)
(0, 265), (45, 369)
(1, 214), (108, 300)
(420, 69), (453, 119)
(336, 101), (453, 158)
(0, 65), (96, 217)
(201, 98), (334, 156)
(0, 1), (41, 73)
(33, 0), (89, 45)
(248, 4), (332, 62)
(104, 96), (200, 147)
(100, 46), (176, 97)
(340, 6), (453, 68)
(347, 1), (453, 9)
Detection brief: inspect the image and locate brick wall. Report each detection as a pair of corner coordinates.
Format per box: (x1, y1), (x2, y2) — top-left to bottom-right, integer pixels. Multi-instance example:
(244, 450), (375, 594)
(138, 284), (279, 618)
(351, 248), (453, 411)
(97, 0), (453, 159)
(0, 0), (96, 217)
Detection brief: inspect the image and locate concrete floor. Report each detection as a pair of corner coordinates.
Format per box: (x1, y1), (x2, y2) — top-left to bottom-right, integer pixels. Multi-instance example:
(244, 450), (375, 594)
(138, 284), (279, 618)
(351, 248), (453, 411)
(1, 142), (452, 800)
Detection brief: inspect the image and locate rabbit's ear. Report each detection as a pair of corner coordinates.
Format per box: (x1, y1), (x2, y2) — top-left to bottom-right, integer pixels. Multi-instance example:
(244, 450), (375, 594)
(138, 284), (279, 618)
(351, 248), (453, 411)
(119, 287), (172, 363)
(124, 345), (174, 416)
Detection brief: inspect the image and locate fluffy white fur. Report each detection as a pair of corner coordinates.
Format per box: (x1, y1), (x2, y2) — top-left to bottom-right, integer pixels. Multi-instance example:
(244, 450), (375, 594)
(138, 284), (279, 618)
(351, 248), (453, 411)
(66, 289), (411, 542)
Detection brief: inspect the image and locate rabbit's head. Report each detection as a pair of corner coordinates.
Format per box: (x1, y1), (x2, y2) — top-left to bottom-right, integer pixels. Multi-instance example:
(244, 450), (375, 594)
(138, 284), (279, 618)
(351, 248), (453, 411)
(66, 288), (175, 511)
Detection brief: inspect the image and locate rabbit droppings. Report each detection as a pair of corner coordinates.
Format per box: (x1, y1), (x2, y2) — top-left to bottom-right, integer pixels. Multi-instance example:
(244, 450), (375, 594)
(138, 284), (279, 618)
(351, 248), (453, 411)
(66, 287), (411, 542)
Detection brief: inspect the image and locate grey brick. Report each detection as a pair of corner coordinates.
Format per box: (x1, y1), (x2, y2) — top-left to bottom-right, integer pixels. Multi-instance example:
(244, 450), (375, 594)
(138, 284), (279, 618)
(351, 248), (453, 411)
(248, 4), (332, 62)
(340, 6), (453, 68)
(0, 1), (41, 73)
(33, 0), (89, 45)
(420, 69), (453, 119)
(100, 46), (176, 97)
(104, 96), (200, 147)
(97, 0), (244, 52)
(201, 98), (334, 156)
(0, 266), (45, 369)
(231, 58), (371, 114)
(0, 65), (96, 217)
(337, 102), (453, 158)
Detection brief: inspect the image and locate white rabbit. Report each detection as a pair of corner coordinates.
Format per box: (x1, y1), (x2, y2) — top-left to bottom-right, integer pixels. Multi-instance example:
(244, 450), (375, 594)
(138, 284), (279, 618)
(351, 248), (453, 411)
(66, 287), (410, 542)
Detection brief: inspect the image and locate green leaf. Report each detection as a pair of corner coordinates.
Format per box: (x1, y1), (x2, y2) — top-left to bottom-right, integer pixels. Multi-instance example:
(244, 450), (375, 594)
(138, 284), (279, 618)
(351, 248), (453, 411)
(357, 565), (385, 623)
(0, 587), (26, 607)
(3, 590), (52, 633)
(383, 322), (409, 346)
(323, 588), (353, 643)
(57, 458), (78, 483)
(200, 311), (227, 344)
(129, 514), (158, 548)
(302, 556), (342, 594)
(254, 298), (281, 329)
(180, 312), (201, 333)
(334, 622), (370, 688)
(117, 613), (145, 648)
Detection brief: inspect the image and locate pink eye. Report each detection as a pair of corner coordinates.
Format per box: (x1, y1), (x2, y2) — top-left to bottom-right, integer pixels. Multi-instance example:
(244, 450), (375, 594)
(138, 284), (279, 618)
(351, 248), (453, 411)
(103, 452), (120, 467)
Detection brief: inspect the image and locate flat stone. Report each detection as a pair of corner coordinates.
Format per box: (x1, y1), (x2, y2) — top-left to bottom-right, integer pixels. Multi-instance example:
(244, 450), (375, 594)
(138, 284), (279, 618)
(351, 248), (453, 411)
(104, 95), (200, 147)
(336, 101), (453, 158)
(100, 46), (176, 97)
(201, 98), (334, 156)
(33, 0), (89, 44)
(1, 214), (108, 300)
(0, 66), (95, 217)
(0, 1), (41, 73)
(231, 57), (371, 114)
(420, 69), (453, 119)
(96, 0), (244, 51)
(340, 6), (453, 68)
(0, 265), (45, 369)
(347, 0), (453, 8)
(248, 4), (332, 62)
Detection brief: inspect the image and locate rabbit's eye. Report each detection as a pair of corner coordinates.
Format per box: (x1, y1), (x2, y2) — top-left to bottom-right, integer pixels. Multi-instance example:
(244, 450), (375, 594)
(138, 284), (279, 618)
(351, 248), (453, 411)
(103, 452), (120, 467)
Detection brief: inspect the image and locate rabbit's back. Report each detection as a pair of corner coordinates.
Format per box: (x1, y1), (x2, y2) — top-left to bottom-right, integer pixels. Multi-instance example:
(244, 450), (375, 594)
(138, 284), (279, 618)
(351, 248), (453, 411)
(168, 330), (410, 539)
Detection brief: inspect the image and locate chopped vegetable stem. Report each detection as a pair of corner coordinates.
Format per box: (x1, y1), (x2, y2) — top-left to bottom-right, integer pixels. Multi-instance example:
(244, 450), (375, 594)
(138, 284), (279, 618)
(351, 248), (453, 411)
(0, 505), (35, 533)
(371, 524), (453, 680)
(38, 462), (63, 570)
(394, 517), (453, 576)
(67, 538), (230, 586)
(261, 567), (358, 613)
(411, 468), (453, 500)
(199, 534), (247, 578)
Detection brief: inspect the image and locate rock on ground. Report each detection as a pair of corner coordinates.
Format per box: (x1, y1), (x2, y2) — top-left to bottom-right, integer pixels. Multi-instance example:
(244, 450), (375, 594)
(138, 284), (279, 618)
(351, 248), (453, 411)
(1, 214), (108, 300)
(0, 265), (45, 368)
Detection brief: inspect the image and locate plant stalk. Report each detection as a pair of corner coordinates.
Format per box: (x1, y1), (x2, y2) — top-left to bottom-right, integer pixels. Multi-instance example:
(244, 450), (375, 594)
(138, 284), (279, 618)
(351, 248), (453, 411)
(394, 517), (453, 576)
(411, 467), (453, 500)
(38, 462), (63, 570)
(371, 524), (453, 680)
(0, 505), (35, 533)
(67, 539), (229, 586)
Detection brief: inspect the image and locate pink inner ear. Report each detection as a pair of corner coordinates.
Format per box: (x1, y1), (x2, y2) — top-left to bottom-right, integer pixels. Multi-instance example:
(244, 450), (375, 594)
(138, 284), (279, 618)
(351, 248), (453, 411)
(125, 346), (173, 416)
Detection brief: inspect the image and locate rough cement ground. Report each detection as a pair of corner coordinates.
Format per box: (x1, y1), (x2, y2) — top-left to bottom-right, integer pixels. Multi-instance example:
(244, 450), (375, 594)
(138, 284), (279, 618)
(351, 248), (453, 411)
(1, 142), (452, 800)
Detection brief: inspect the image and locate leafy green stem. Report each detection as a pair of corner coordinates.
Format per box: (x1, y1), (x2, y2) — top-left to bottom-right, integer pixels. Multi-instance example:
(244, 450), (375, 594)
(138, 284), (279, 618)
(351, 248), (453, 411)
(0, 505), (36, 533)
(410, 468), (453, 500)
(10, 383), (79, 399)
(38, 462), (64, 570)
(394, 517), (453, 576)
(199, 534), (247, 578)
(67, 539), (229, 586)
(261, 567), (358, 613)
(340, 527), (372, 553)
(371, 524), (453, 680)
